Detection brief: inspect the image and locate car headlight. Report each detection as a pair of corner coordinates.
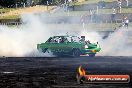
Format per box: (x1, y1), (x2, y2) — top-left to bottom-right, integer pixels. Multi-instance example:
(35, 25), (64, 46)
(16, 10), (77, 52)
(97, 44), (100, 48)
(91, 50), (96, 53)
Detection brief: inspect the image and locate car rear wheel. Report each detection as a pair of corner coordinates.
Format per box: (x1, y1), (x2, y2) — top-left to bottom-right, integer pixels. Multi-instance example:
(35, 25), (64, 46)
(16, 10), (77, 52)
(72, 49), (80, 57)
(42, 48), (50, 53)
(88, 53), (95, 57)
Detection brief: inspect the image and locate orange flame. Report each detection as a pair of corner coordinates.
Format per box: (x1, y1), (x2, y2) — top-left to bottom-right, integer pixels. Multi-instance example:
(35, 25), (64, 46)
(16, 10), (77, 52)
(78, 66), (86, 76)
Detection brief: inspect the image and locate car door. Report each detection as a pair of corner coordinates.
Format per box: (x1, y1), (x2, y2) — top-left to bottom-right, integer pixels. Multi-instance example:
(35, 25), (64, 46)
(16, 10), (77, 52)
(48, 37), (60, 52)
(56, 36), (71, 53)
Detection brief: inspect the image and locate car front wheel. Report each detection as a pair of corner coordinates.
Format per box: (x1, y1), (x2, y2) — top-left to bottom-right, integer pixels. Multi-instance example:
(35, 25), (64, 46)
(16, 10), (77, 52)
(42, 48), (51, 53)
(88, 53), (95, 57)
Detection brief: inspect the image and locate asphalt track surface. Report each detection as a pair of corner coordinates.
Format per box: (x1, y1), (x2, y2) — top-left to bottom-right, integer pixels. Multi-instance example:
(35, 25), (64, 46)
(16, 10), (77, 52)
(0, 56), (132, 88)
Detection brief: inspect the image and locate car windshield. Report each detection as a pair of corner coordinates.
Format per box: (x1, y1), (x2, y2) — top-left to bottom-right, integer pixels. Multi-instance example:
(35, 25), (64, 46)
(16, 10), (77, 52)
(47, 36), (64, 43)
(66, 36), (80, 43)
(47, 36), (81, 43)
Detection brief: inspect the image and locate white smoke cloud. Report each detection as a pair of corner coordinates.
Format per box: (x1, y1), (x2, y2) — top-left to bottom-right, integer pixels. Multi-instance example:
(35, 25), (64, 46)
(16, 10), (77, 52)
(98, 28), (132, 56)
(81, 28), (132, 56)
(0, 10), (131, 57)
(80, 30), (102, 43)
(80, 25), (132, 56)
(0, 14), (52, 57)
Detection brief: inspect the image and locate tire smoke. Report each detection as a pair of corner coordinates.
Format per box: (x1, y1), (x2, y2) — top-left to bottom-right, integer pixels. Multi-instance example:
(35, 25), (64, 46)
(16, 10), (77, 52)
(99, 29), (132, 56)
(0, 14), (52, 57)
(81, 28), (132, 56)
(0, 11), (131, 57)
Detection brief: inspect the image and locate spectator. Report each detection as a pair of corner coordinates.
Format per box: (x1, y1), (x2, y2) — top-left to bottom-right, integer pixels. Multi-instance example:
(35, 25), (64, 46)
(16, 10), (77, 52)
(111, 8), (116, 22)
(80, 15), (85, 24)
(98, 1), (106, 9)
(92, 11), (97, 23)
(80, 15), (86, 28)
(125, 0), (129, 7)
(117, 0), (122, 13)
(89, 9), (93, 22)
(121, 15), (126, 27)
(124, 16), (129, 28)
(121, 16), (129, 28)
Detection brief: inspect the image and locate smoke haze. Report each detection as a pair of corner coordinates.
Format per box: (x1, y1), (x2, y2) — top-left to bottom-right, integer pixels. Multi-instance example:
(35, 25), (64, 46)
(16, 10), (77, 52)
(0, 14), (52, 57)
(0, 11), (132, 56)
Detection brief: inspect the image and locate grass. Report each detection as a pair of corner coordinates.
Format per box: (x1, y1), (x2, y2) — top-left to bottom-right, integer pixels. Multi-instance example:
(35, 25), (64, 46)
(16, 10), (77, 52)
(0, 15), (20, 19)
(5, 22), (130, 30)
(84, 0), (116, 4)
(0, 6), (54, 20)
(4, 22), (132, 31)
(0, 7), (132, 19)
(69, 0), (116, 6)
(80, 23), (119, 30)
(0, 2), (131, 19)
(99, 8), (132, 14)
(40, 22), (132, 31)
(0, 8), (16, 13)
(51, 8), (132, 17)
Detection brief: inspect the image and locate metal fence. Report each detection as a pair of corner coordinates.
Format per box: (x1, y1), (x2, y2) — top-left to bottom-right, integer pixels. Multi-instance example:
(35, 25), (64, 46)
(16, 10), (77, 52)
(0, 22), (21, 25)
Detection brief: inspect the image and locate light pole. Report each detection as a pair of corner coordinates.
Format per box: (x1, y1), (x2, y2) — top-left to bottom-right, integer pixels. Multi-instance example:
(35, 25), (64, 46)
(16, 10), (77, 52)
(65, 0), (67, 4)
(126, 0), (129, 7)
(15, 0), (17, 8)
(23, 2), (26, 8)
(65, 0), (68, 11)
(52, 0), (53, 4)
(47, 1), (49, 11)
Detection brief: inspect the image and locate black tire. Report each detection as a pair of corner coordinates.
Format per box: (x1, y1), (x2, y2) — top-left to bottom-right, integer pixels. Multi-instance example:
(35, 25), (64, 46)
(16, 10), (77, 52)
(72, 49), (80, 57)
(55, 52), (64, 57)
(42, 48), (48, 53)
(88, 53), (95, 57)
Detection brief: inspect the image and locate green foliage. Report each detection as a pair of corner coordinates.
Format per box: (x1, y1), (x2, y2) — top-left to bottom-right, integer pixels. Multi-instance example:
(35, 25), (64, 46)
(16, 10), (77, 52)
(0, 0), (15, 7)
(53, 0), (61, 3)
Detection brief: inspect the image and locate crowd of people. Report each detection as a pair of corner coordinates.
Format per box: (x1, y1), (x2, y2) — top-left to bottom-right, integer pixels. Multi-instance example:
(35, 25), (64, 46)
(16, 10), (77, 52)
(112, 0), (130, 28)
(80, 0), (130, 29)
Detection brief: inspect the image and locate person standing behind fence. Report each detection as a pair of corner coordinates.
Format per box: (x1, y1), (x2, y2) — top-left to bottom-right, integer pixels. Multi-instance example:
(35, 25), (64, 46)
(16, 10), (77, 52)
(80, 14), (86, 28)
(90, 9), (93, 22)
(111, 8), (116, 22)
(124, 16), (129, 28)
(117, 0), (122, 13)
(125, 0), (129, 7)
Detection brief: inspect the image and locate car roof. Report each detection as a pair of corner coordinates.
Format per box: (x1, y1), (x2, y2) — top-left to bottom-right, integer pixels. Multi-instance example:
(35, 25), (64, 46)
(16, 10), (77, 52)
(52, 35), (78, 37)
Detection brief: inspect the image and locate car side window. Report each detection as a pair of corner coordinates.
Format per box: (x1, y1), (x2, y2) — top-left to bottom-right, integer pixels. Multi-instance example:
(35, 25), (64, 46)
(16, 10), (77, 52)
(51, 37), (66, 43)
(47, 37), (57, 43)
(47, 37), (52, 43)
(72, 37), (80, 43)
(59, 37), (63, 43)
(67, 37), (71, 42)
(46, 36), (81, 43)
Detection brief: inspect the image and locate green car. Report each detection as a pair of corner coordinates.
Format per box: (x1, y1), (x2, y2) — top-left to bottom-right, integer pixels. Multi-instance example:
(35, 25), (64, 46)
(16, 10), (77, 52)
(37, 35), (101, 57)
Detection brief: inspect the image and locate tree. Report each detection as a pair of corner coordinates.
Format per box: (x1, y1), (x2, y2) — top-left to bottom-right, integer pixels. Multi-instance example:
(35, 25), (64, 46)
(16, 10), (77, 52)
(40, 0), (63, 5)
(0, 0), (27, 7)
(0, 0), (15, 7)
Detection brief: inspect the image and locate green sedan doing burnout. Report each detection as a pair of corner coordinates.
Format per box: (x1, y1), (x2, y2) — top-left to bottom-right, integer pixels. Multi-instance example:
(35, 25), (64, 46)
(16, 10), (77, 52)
(37, 35), (101, 57)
